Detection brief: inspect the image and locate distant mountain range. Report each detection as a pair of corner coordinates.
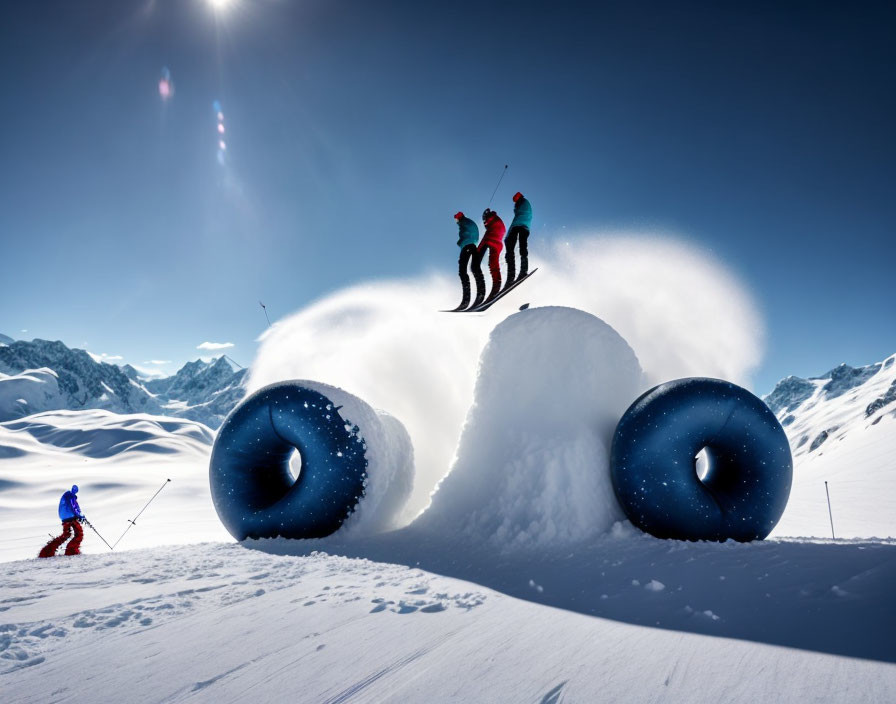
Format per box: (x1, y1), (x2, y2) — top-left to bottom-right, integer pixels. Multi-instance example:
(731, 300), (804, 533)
(2, 330), (894, 453)
(0, 336), (246, 429)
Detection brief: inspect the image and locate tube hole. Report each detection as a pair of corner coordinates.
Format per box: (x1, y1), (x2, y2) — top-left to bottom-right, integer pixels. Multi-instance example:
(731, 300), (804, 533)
(695, 447), (710, 482)
(287, 448), (302, 483)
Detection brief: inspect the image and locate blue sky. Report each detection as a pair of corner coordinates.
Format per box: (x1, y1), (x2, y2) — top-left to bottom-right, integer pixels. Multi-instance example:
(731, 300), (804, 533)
(1, 0), (893, 393)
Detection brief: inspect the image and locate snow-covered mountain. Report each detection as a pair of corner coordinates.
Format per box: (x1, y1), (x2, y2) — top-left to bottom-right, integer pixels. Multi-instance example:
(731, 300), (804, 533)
(0, 339), (163, 418)
(144, 356), (247, 429)
(0, 338), (246, 428)
(765, 353), (896, 538)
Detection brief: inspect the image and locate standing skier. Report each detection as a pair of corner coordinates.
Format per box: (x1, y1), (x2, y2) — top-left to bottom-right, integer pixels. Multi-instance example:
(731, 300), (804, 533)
(454, 211), (486, 310)
(39, 485), (86, 558)
(478, 208), (506, 303)
(505, 192), (532, 287)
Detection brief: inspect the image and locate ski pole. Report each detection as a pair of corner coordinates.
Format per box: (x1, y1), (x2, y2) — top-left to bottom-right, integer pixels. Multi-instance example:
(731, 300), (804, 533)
(487, 164), (509, 207)
(259, 300), (271, 327)
(825, 480), (835, 540)
(112, 479), (172, 549)
(83, 518), (114, 551)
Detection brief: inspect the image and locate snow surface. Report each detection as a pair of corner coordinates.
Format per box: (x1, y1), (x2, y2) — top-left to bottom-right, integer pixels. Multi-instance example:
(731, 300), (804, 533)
(2, 290), (895, 700)
(0, 368), (63, 422)
(0, 410), (229, 564)
(1, 540), (894, 702)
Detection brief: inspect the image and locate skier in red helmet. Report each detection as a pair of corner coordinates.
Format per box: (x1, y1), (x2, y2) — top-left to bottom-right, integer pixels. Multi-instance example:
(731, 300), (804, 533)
(478, 208), (506, 304)
(453, 211), (486, 310)
(505, 192), (532, 287)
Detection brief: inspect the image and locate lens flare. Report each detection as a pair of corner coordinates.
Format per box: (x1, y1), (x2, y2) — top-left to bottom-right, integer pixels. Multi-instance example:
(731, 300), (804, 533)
(158, 67), (173, 101)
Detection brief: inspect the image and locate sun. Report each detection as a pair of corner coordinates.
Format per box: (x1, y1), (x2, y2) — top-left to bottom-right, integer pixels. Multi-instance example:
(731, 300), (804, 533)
(207, 0), (232, 10)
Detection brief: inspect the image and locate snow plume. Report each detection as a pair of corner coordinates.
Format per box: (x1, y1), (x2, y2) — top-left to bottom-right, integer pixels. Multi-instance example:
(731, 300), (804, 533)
(249, 233), (765, 521)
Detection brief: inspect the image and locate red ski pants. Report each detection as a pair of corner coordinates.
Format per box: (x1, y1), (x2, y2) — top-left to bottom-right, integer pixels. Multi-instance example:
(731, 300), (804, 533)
(477, 242), (503, 299)
(39, 519), (84, 558)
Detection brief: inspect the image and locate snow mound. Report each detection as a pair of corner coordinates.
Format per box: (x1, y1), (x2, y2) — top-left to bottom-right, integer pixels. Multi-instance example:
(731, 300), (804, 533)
(418, 307), (642, 551)
(0, 368), (64, 421)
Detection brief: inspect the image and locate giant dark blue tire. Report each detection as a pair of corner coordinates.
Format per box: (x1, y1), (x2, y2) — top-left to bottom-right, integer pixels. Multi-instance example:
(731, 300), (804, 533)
(210, 381), (369, 541)
(610, 378), (792, 541)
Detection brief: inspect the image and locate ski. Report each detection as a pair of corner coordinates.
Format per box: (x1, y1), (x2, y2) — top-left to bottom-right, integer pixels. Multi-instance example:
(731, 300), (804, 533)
(467, 268), (538, 312)
(439, 268), (538, 313)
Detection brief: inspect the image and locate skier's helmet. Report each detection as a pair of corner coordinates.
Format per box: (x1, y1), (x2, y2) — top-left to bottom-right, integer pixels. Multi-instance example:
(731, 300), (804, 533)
(482, 208), (491, 222)
(454, 211), (464, 221)
(513, 192), (523, 203)
(71, 485), (79, 494)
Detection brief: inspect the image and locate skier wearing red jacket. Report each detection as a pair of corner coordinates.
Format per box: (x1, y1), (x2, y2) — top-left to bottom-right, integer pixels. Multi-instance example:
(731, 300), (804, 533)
(477, 208), (505, 304)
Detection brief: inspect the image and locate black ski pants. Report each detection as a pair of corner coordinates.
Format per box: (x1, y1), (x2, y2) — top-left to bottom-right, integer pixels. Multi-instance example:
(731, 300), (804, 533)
(504, 226), (530, 285)
(458, 244), (485, 309)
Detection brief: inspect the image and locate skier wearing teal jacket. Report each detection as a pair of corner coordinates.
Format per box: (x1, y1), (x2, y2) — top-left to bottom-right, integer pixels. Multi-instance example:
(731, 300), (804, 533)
(454, 212), (485, 310)
(505, 192), (532, 287)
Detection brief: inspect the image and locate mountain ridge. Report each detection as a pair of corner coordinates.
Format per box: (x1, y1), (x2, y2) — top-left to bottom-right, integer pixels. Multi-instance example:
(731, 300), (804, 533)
(0, 338), (246, 428)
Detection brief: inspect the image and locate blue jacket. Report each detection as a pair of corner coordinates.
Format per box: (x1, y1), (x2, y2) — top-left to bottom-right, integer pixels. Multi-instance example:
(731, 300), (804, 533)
(510, 197), (533, 230)
(456, 216), (480, 248)
(58, 490), (82, 521)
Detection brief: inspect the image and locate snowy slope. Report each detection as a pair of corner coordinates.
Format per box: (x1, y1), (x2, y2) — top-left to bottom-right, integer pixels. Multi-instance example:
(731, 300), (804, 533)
(0, 369), (64, 421)
(1, 541), (894, 702)
(766, 353), (896, 539)
(0, 410), (229, 563)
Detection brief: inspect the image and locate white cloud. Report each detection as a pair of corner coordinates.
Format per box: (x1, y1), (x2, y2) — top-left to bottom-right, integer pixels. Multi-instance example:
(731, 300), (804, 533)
(129, 364), (169, 380)
(249, 232), (765, 520)
(144, 360), (172, 365)
(87, 352), (124, 363)
(197, 341), (234, 350)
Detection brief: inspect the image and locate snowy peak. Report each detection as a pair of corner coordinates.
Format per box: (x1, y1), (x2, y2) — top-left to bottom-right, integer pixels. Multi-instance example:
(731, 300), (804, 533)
(0, 332), (15, 346)
(143, 356), (247, 428)
(0, 339), (162, 419)
(764, 375), (816, 417)
(813, 361), (882, 401)
(146, 356), (241, 399)
(763, 352), (896, 461)
(0, 340), (246, 428)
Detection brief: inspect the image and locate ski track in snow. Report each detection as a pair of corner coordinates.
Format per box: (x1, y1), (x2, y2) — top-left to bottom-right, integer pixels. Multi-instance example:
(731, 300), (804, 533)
(0, 545), (487, 682)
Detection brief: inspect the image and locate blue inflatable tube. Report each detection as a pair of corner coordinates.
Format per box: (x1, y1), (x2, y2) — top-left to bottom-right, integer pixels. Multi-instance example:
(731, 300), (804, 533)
(210, 382), (369, 541)
(610, 378), (792, 541)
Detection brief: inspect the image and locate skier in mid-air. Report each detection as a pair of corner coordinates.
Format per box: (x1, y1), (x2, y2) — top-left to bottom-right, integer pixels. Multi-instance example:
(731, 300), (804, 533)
(454, 211), (486, 310)
(505, 192), (532, 287)
(478, 208), (506, 304)
(39, 485), (86, 558)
